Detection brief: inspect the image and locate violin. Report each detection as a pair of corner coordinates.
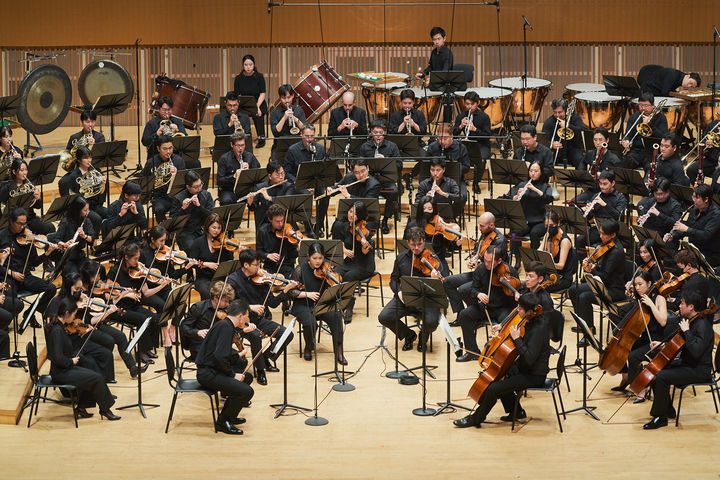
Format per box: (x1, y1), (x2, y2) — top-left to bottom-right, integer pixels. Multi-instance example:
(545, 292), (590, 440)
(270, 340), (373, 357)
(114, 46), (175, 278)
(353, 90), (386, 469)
(490, 263), (520, 296)
(77, 293), (126, 315)
(582, 240), (615, 273)
(251, 269), (303, 292)
(314, 261), (342, 286)
(155, 244), (201, 267)
(467, 231), (497, 268)
(64, 318), (90, 336)
(275, 223), (303, 245)
(16, 228), (63, 251)
(211, 233), (247, 252)
(91, 280), (127, 296)
(425, 215), (475, 246)
(657, 272), (690, 297)
(547, 231), (562, 258)
(128, 262), (179, 285)
(468, 304), (544, 403)
(351, 220), (372, 254)
(412, 249), (443, 278)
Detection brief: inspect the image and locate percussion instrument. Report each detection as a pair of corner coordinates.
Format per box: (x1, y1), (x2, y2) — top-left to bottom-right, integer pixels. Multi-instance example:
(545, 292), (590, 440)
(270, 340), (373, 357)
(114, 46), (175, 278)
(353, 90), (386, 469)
(390, 87), (442, 121)
(630, 96), (688, 134)
(686, 101), (717, 132)
(453, 87), (511, 127)
(361, 81), (406, 119)
(16, 64), (72, 135)
(292, 62), (349, 123)
(574, 91), (624, 130)
(149, 75), (210, 130)
(563, 82), (605, 102)
(488, 77), (551, 117)
(78, 59), (134, 109)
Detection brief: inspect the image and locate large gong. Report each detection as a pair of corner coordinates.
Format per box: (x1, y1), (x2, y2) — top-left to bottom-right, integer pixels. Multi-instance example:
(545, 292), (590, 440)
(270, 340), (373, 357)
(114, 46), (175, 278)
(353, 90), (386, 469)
(16, 64), (72, 134)
(78, 59), (134, 112)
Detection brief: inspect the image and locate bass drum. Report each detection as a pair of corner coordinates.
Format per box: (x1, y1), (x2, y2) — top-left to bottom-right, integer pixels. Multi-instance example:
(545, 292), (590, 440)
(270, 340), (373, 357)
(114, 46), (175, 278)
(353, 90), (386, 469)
(454, 87), (511, 127)
(488, 77), (551, 117)
(78, 59), (134, 110)
(630, 96), (688, 134)
(149, 76), (210, 130)
(574, 91), (623, 130)
(292, 62), (350, 123)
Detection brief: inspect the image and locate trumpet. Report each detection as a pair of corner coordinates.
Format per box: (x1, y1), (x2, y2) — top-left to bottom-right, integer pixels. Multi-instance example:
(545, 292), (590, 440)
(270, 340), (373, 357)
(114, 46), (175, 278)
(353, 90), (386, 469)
(287, 107), (299, 135)
(77, 168), (105, 198)
(9, 179), (35, 198)
(404, 107), (413, 135)
(464, 111), (473, 139)
(347, 110), (354, 136)
(161, 119), (185, 137)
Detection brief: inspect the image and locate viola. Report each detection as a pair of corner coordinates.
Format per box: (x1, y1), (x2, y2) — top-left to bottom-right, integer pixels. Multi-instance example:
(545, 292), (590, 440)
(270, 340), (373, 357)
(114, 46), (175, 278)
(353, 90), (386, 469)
(467, 231), (497, 268)
(490, 263), (520, 296)
(425, 215), (475, 246)
(275, 224), (303, 245)
(657, 273), (690, 297)
(468, 304), (544, 403)
(314, 261), (342, 286)
(251, 269), (303, 292)
(211, 233), (247, 252)
(16, 228), (63, 251)
(64, 318), (90, 336)
(128, 262), (179, 285)
(77, 293), (126, 315)
(412, 249), (442, 278)
(155, 244), (201, 266)
(351, 220), (373, 254)
(548, 231), (562, 258)
(582, 241), (615, 273)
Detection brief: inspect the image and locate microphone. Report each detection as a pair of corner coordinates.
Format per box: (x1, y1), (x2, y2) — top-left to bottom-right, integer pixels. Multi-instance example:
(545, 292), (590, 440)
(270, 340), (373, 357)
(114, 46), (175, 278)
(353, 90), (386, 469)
(522, 15), (533, 31)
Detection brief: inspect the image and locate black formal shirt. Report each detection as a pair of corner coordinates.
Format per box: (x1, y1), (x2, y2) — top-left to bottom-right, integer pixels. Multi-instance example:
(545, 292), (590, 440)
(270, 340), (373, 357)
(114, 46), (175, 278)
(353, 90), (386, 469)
(0, 227), (47, 275)
(589, 240), (626, 299)
(256, 222), (298, 273)
(58, 167), (105, 208)
(513, 144), (555, 178)
(676, 315), (714, 376)
(141, 117), (187, 151)
(468, 261), (518, 311)
(105, 198), (147, 233)
(283, 141), (326, 183)
(330, 219), (376, 274)
(226, 270), (287, 321)
(675, 204), (720, 263)
(170, 189), (214, 236)
(646, 153), (688, 186)
(142, 154), (186, 197)
(623, 111), (668, 155)
(586, 190), (627, 221)
(212, 110), (252, 137)
(513, 312), (551, 377)
(247, 180), (296, 217)
(327, 106), (368, 137)
(580, 148), (622, 173)
(703, 120), (720, 167)
(423, 45), (453, 75)
(268, 105), (307, 138)
(542, 113), (586, 150)
(425, 140), (471, 174)
(47, 323), (79, 377)
(188, 236), (234, 283)
(639, 67), (685, 97)
(636, 195), (683, 237)
(55, 217), (95, 265)
(195, 317), (238, 377)
(66, 130), (105, 150)
(181, 299), (217, 346)
(453, 109), (491, 151)
(234, 72), (267, 105)
(509, 180), (554, 224)
(337, 173), (380, 198)
(415, 176), (461, 205)
(389, 108), (427, 136)
(217, 150), (261, 193)
(359, 139), (403, 171)
(389, 249), (450, 297)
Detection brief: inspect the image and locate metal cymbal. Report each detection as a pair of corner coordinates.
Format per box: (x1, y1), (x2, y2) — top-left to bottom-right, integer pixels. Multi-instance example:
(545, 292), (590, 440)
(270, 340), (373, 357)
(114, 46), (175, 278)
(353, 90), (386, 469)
(78, 59), (134, 110)
(16, 64), (71, 135)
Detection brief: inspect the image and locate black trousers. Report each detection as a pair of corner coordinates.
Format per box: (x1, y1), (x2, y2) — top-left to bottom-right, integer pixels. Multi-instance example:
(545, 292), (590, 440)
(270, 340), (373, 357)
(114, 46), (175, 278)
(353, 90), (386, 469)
(92, 324), (136, 372)
(255, 313), (294, 360)
(89, 205), (109, 234)
(457, 303), (512, 353)
(510, 221), (546, 258)
(112, 307), (159, 353)
(10, 274), (57, 319)
(28, 216), (55, 235)
(685, 160), (716, 184)
(470, 371), (546, 423)
(195, 276), (213, 301)
(334, 264), (374, 311)
(291, 303), (343, 349)
(568, 283), (598, 329)
(52, 366), (115, 410)
(0, 292), (23, 330)
(252, 112), (266, 138)
(545, 276), (573, 294)
(444, 272), (474, 313)
(315, 197), (331, 232)
(0, 329), (8, 358)
(377, 296), (440, 345)
(219, 189), (237, 206)
(379, 183), (399, 222)
(650, 366), (711, 418)
(197, 367), (254, 423)
(627, 341), (651, 384)
(152, 195), (173, 222)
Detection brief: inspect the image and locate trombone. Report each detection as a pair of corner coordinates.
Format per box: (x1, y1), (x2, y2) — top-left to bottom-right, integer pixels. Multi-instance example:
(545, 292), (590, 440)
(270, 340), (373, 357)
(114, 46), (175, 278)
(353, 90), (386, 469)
(623, 99), (667, 154)
(681, 120), (720, 165)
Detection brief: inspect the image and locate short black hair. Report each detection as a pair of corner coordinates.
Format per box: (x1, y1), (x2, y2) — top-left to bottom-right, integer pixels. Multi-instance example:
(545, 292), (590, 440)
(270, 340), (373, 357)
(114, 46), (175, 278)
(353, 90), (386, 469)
(662, 132), (679, 148)
(238, 248), (261, 267)
(518, 292), (540, 312)
(278, 84), (294, 97)
(680, 288), (706, 313)
(307, 242), (325, 257)
(694, 183), (712, 201)
(592, 126), (610, 140)
(226, 298), (249, 317)
(598, 218), (619, 236)
(638, 91), (655, 104)
(399, 89), (416, 101)
(158, 95), (173, 108)
(353, 158), (368, 169)
(652, 176), (671, 193)
(9, 207), (27, 223)
(156, 134), (172, 148)
(689, 72), (701, 87)
(266, 203), (286, 219)
(463, 91), (480, 103)
(519, 124), (537, 137)
(122, 181), (142, 196)
(598, 170), (615, 182)
(226, 91), (239, 102)
(430, 26), (446, 38)
(550, 98), (567, 110)
(184, 170), (201, 187)
(430, 157), (446, 168)
(266, 161), (282, 175)
(526, 261), (546, 280)
(80, 110), (97, 122)
(370, 119), (386, 131)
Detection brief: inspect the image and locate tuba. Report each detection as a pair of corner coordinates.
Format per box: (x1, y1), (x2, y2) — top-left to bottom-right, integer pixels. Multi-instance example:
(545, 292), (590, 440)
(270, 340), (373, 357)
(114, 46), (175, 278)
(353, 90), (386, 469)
(76, 169), (105, 198)
(161, 119), (185, 137)
(153, 160), (174, 188)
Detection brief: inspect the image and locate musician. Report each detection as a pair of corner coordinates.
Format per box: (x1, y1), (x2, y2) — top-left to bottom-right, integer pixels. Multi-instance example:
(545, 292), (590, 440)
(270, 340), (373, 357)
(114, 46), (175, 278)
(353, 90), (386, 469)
(53, 196), (96, 275)
(358, 120), (401, 233)
(189, 213), (234, 300)
(233, 55), (268, 147)
(637, 65), (700, 97)
(406, 196), (452, 274)
(455, 246), (518, 362)
(0, 158), (54, 235)
(415, 157), (463, 218)
(668, 249), (709, 309)
(445, 212), (506, 314)
(66, 110), (105, 150)
(388, 89), (427, 136)
(283, 125), (326, 184)
(636, 177), (683, 238)
(621, 92), (668, 170)
(45, 298), (120, 421)
(331, 158), (380, 200)
(579, 127), (621, 178)
(0, 207), (58, 327)
(542, 98), (587, 168)
(256, 204), (298, 279)
(58, 146), (108, 233)
(665, 184), (720, 266)
(516, 261), (555, 316)
(686, 104), (720, 182)
(142, 135), (186, 222)
(634, 239), (662, 282)
(181, 281), (236, 361)
(645, 133), (689, 188)
(415, 27), (453, 102)
(577, 170), (627, 250)
(378, 226), (448, 352)
(169, 170), (214, 251)
(454, 292), (550, 428)
(213, 91), (252, 138)
(103, 181), (146, 240)
(288, 242), (347, 364)
(514, 124), (554, 179)
(217, 133), (261, 205)
(141, 96), (186, 157)
(568, 218), (626, 336)
(140, 225), (196, 287)
(540, 211), (577, 293)
(642, 289), (712, 429)
(0, 126), (22, 160)
(0, 248), (22, 329)
(268, 84), (307, 148)
(195, 298), (255, 435)
(327, 91), (368, 137)
(331, 201), (376, 323)
(247, 162), (295, 230)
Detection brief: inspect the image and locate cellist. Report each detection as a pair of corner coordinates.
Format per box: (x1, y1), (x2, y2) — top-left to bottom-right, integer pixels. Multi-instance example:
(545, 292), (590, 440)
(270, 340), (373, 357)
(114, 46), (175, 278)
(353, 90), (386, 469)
(454, 292), (550, 428)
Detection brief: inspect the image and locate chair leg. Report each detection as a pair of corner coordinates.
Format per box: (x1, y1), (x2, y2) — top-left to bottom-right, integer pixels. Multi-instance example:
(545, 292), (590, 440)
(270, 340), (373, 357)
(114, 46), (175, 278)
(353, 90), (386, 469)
(511, 390), (522, 431)
(26, 386), (38, 428)
(711, 381), (719, 414)
(557, 386), (567, 419)
(551, 390), (563, 433)
(366, 282), (370, 315)
(70, 390), (78, 429)
(379, 276), (384, 306)
(208, 395), (217, 432)
(165, 391), (179, 434)
(675, 387), (684, 427)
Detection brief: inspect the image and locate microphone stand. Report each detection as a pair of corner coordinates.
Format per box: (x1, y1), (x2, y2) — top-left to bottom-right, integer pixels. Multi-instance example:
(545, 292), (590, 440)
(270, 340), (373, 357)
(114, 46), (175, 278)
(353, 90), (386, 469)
(521, 15), (532, 126)
(127, 38), (144, 179)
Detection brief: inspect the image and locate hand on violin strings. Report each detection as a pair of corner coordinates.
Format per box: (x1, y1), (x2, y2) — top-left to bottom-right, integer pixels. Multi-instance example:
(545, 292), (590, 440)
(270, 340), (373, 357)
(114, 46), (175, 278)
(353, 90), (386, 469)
(430, 269), (442, 279)
(640, 294), (654, 308)
(197, 329), (208, 338)
(250, 305), (265, 315)
(242, 323), (257, 333)
(491, 324), (502, 334)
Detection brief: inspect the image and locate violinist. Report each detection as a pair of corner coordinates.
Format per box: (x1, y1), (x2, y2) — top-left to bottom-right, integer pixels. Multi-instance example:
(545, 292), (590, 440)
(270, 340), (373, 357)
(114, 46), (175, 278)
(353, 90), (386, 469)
(539, 211), (576, 293)
(666, 249), (709, 311)
(642, 289), (713, 429)
(456, 246), (518, 362)
(103, 181), (147, 241)
(181, 281), (236, 362)
(406, 196), (451, 274)
(0, 207), (58, 327)
(569, 218), (626, 337)
(57, 146), (108, 232)
(53, 196), (95, 275)
(256, 204), (298, 279)
(45, 297), (120, 421)
(420, 137), (467, 218)
(378, 227), (448, 352)
(514, 124), (554, 179)
(195, 298), (255, 435)
(170, 170), (215, 251)
(358, 121), (400, 233)
(577, 170), (627, 251)
(636, 239), (662, 282)
(141, 225), (196, 284)
(635, 177), (683, 239)
(0, 247), (21, 333)
(141, 135), (186, 222)
(542, 98), (587, 168)
(247, 162), (295, 230)
(665, 184), (720, 266)
(0, 158), (55, 235)
(288, 242), (347, 364)
(454, 292), (550, 428)
(331, 201), (376, 323)
(189, 213), (234, 300)
(217, 132), (261, 205)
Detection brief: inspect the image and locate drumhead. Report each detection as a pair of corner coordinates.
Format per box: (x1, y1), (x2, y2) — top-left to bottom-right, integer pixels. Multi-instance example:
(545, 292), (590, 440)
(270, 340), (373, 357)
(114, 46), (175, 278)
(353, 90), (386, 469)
(489, 77), (551, 90)
(455, 87), (511, 99)
(361, 81), (406, 91)
(565, 82), (605, 93)
(575, 91), (622, 102)
(391, 87), (441, 98)
(630, 96), (687, 107)
(78, 59), (134, 108)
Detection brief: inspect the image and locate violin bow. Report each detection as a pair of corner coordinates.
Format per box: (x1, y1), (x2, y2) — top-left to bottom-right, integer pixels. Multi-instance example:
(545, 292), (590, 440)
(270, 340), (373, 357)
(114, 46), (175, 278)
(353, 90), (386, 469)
(19, 229), (36, 279)
(1, 246), (14, 290)
(484, 249), (496, 326)
(75, 264), (114, 357)
(242, 326), (281, 375)
(210, 275), (230, 329)
(214, 210), (235, 265)
(260, 256), (286, 309)
(649, 244), (664, 277)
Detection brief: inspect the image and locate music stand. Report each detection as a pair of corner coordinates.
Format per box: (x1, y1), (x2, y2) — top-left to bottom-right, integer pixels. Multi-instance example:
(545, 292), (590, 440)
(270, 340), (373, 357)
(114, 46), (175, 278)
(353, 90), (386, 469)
(386, 135), (421, 158)
(158, 283), (192, 327)
(566, 312), (601, 421)
(585, 273), (620, 347)
(6, 192), (35, 213)
(337, 198), (381, 224)
(555, 167), (597, 201)
(682, 241), (719, 280)
(298, 239), (344, 267)
(328, 137), (365, 157)
(94, 223), (135, 254)
(484, 199), (527, 231)
(210, 260), (243, 284)
(92, 92), (133, 141)
(117, 317), (159, 418)
(211, 203), (246, 233)
(433, 314), (471, 416)
(0, 95), (19, 126)
(365, 157), (398, 184)
(47, 242), (79, 283)
(632, 225), (669, 256)
(400, 276), (447, 417)
(159, 214), (189, 246)
(42, 194), (79, 223)
(234, 168), (267, 198)
(26, 153), (59, 216)
(669, 184), (694, 206)
(272, 137), (300, 165)
(518, 247), (558, 276)
(548, 205), (588, 236)
(268, 318), (312, 418)
(603, 75), (641, 99)
(296, 160), (338, 232)
(92, 140), (127, 202)
(274, 194), (314, 228)
(613, 167), (648, 198)
(172, 135), (201, 167)
(489, 158), (528, 197)
(168, 168), (211, 198)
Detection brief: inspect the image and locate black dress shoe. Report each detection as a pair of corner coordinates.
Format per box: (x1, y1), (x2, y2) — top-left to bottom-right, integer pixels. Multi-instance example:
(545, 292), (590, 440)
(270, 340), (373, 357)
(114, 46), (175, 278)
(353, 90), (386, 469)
(610, 383), (629, 392)
(265, 364), (280, 373)
(381, 221), (390, 235)
(402, 332), (417, 351)
(76, 408), (94, 419)
(146, 351), (158, 359)
(500, 409), (526, 422)
(303, 345), (313, 361)
(643, 416), (668, 430)
(99, 409), (121, 421)
(107, 379), (117, 384)
(417, 341), (425, 352)
(257, 371), (267, 386)
(633, 396), (646, 404)
(230, 417), (246, 425)
(216, 420), (243, 435)
(453, 416), (480, 428)
(667, 406), (676, 419)
(256, 139), (266, 149)
(456, 352), (479, 363)
(129, 363), (149, 378)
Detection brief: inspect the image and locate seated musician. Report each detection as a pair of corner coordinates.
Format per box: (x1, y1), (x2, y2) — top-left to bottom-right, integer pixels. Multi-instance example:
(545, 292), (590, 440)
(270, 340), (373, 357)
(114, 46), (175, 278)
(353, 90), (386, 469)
(506, 161), (555, 268)
(213, 91), (252, 138)
(568, 218), (626, 337)
(575, 127), (621, 203)
(621, 92), (668, 170)
(415, 157), (463, 219)
(636, 177), (683, 239)
(283, 125), (326, 184)
(247, 162), (295, 230)
(378, 226), (448, 352)
(577, 170), (627, 251)
(141, 96), (186, 158)
(140, 225), (197, 285)
(646, 133), (689, 188)
(170, 170), (215, 251)
(0, 207), (58, 327)
(666, 249), (709, 311)
(634, 239), (662, 283)
(0, 126), (22, 160)
(217, 132), (261, 205)
(58, 146), (108, 233)
(331, 201), (376, 323)
(388, 89), (427, 136)
(330, 158), (380, 200)
(288, 242), (348, 364)
(454, 292), (550, 428)
(0, 247), (22, 336)
(45, 298), (120, 421)
(53, 196), (96, 275)
(664, 184), (720, 266)
(66, 110), (105, 150)
(406, 196), (452, 274)
(516, 261), (555, 317)
(444, 212), (506, 316)
(268, 84), (306, 157)
(195, 298), (255, 435)
(189, 213), (234, 300)
(142, 135), (186, 222)
(514, 124), (554, 179)
(359, 120), (400, 233)
(638, 65), (700, 97)
(642, 289), (712, 429)
(542, 98), (587, 168)
(425, 122), (471, 175)
(455, 245), (518, 362)
(0, 158), (54, 235)
(453, 90), (491, 159)
(687, 103), (720, 182)
(327, 91), (368, 137)
(181, 281), (235, 362)
(104, 181), (146, 240)
(256, 204), (298, 279)
(539, 211), (577, 293)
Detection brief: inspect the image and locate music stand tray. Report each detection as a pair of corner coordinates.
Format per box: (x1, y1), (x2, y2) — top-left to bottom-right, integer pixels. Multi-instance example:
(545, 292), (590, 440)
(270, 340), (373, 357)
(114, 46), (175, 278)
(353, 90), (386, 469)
(42, 194), (79, 223)
(92, 140), (128, 170)
(489, 158), (529, 186)
(158, 283), (193, 327)
(93, 92), (133, 116)
(484, 198), (527, 231)
(603, 75), (641, 98)
(272, 137), (300, 165)
(613, 167), (648, 198)
(295, 160), (337, 192)
(385, 135), (421, 158)
(211, 203), (247, 233)
(94, 223), (136, 254)
(27, 154), (60, 187)
(48, 242), (79, 283)
(299, 239), (344, 267)
(0, 95), (20, 121)
(137, 176), (157, 205)
(211, 260), (244, 284)
(555, 167), (596, 191)
(273, 194), (314, 226)
(548, 205), (587, 236)
(168, 168), (211, 198)
(160, 214), (190, 246)
(632, 226), (669, 257)
(365, 157), (398, 184)
(519, 247), (558, 276)
(234, 168), (267, 197)
(670, 184), (694, 206)
(428, 71), (466, 93)
(172, 135), (201, 166)
(328, 137), (365, 157)
(337, 198), (381, 224)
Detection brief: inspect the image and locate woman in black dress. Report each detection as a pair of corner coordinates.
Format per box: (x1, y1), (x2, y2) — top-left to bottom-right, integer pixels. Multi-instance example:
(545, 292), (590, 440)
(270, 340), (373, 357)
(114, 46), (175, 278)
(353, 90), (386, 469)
(0, 158), (55, 235)
(234, 54), (268, 148)
(55, 196), (96, 274)
(189, 213), (234, 300)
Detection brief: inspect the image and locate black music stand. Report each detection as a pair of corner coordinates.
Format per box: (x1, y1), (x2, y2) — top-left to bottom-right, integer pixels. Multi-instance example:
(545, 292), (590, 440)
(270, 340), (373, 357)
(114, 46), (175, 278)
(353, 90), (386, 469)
(483, 199), (527, 231)
(613, 167), (648, 198)
(386, 135), (421, 158)
(159, 214), (189, 247)
(298, 239), (343, 267)
(0, 95), (19, 126)
(400, 276), (448, 416)
(268, 317), (312, 418)
(217, 95), (257, 118)
(6, 191), (35, 213)
(429, 71), (466, 126)
(682, 241), (719, 280)
(46, 242), (79, 284)
(365, 157), (398, 184)
(211, 203), (246, 233)
(548, 205), (590, 236)
(92, 92), (133, 141)
(159, 283), (192, 327)
(567, 312), (601, 421)
(92, 140), (127, 202)
(489, 158), (528, 198)
(211, 260), (244, 284)
(234, 168), (267, 199)
(519, 247), (558, 276)
(273, 137), (300, 165)
(296, 160), (338, 232)
(409, 203), (455, 223)
(274, 194), (314, 228)
(136, 176), (157, 208)
(168, 167), (211, 198)
(42, 195), (79, 223)
(433, 314), (471, 416)
(94, 223), (135, 254)
(117, 317), (159, 418)
(328, 137), (365, 157)
(26, 154), (59, 216)
(172, 135), (201, 167)
(670, 184), (694, 206)
(632, 225), (669, 256)
(555, 167), (597, 202)
(603, 75), (641, 99)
